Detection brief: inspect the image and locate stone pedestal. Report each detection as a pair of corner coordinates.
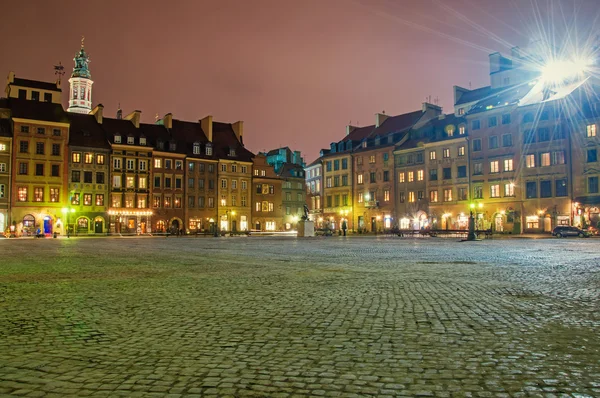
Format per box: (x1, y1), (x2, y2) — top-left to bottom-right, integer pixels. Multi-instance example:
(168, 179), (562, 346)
(297, 220), (315, 237)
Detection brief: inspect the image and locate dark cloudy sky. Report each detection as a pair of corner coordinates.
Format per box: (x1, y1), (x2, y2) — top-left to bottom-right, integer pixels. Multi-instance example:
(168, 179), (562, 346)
(1, 0), (598, 162)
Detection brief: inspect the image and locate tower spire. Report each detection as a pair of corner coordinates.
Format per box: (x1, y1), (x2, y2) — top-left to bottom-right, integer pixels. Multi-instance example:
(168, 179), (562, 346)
(67, 37), (94, 114)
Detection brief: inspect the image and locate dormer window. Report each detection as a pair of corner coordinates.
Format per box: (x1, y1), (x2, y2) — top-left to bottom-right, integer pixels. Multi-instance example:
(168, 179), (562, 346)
(206, 144), (213, 156)
(446, 125), (455, 137)
(193, 143), (201, 155)
(229, 148), (236, 157)
(169, 142), (176, 151)
(374, 137), (380, 146)
(127, 136), (134, 144)
(362, 141), (367, 148)
(114, 135), (121, 143)
(140, 137), (146, 146)
(157, 140), (164, 150)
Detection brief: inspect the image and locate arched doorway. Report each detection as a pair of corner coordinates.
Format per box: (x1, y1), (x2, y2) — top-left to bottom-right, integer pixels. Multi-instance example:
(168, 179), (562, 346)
(77, 217), (89, 233)
(171, 218), (181, 234)
(494, 213), (504, 232)
(94, 217), (104, 234)
(23, 214), (35, 236)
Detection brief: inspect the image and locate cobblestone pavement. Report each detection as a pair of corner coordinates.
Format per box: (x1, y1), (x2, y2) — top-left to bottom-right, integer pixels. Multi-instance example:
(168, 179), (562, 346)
(0, 236), (599, 397)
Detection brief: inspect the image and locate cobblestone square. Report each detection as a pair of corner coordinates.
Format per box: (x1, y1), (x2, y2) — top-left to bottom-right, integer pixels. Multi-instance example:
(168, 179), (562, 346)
(0, 236), (599, 397)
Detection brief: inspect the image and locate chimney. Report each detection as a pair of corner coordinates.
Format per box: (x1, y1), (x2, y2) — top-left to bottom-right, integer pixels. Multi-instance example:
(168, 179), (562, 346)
(124, 110), (141, 128)
(232, 121), (244, 146)
(7, 71), (15, 84)
(161, 113), (173, 129)
(346, 125), (357, 136)
(116, 105), (122, 120)
(91, 104), (104, 124)
(375, 112), (388, 127)
(201, 115), (213, 142)
(422, 102), (442, 115)
(489, 52), (502, 74)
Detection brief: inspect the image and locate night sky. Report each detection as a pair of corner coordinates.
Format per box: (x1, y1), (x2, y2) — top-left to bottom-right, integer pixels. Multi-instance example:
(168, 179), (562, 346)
(1, 0), (597, 162)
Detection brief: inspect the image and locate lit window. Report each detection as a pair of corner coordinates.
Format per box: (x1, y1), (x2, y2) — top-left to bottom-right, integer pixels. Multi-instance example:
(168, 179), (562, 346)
(96, 194), (104, 206)
(18, 187), (27, 201)
(541, 152), (551, 167)
(505, 183), (514, 197)
(443, 189), (452, 202)
(398, 173), (405, 183)
(50, 188), (59, 202)
(154, 158), (162, 168)
(139, 177), (147, 189)
(443, 148), (450, 158)
(369, 155), (375, 163)
(430, 190), (438, 202)
(96, 154), (105, 164)
(490, 161), (499, 173)
(140, 137), (146, 146)
(408, 191), (415, 202)
(357, 174), (363, 184)
(206, 145), (212, 156)
(127, 136), (134, 144)
(429, 151), (436, 160)
(84, 153), (93, 164)
(587, 124), (596, 137)
(0, 143), (5, 151)
(384, 190), (390, 202)
(503, 159), (514, 172)
(408, 172), (414, 182)
(417, 170), (424, 181)
(72, 152), (81, 163)
(459, 126), (465, 135)
(490, 184), (500, 198)
(458, 146), (465, 156)
(114, 135), (121, 143)
(34, 187), (43, 202)
(526, 154), (535, 168)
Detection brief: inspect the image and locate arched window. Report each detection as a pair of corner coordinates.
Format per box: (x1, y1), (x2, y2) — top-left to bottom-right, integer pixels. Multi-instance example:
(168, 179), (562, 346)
(522, 113), (534, 123)
(77, 217), (89, 230)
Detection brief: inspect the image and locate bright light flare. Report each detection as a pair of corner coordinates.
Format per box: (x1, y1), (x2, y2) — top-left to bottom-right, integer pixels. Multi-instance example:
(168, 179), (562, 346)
(541, 57), (593, 84)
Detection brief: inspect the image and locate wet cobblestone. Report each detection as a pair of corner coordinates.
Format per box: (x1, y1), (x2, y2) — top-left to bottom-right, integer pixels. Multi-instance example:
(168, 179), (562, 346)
(0, 236), (599, 397)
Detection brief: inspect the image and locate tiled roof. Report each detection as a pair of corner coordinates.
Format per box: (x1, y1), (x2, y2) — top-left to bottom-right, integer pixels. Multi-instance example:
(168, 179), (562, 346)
(170, 119), (210, 158)
(101, 117), (142, 143)
(11, 78), (61, 92)
(468, 83), (530, 114)
(342, 125), (375, 143)
(67, 113), (110, 149)
(278, 162), (305, 178)
(7, 98), (69, 123)
(396, 114), (467, 151)
(212, 121), (254, 162)
(455, 86), (495, 105)
(371, 110), (423, 136)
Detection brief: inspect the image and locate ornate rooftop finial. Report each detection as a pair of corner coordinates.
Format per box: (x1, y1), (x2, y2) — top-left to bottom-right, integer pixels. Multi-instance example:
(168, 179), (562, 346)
(71, 38), (91, 79)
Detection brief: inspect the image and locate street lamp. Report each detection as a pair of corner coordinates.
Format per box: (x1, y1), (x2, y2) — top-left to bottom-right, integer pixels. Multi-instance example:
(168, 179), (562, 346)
(61, 207), (75, 238)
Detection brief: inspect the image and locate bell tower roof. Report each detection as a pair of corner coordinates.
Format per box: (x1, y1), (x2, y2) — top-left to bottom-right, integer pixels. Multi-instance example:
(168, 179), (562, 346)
(72, 36), (91, 79)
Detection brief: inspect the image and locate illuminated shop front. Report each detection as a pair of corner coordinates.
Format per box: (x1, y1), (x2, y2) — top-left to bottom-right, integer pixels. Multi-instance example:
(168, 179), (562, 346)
(108, 209), (152, 234)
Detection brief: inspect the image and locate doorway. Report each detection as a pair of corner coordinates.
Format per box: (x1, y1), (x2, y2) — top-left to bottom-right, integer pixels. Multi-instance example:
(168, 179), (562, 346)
(94, 220), (103, 233)
(232, 220), (237, 232)
(371, 217), (376, 232)
(43, 217), (53, 234)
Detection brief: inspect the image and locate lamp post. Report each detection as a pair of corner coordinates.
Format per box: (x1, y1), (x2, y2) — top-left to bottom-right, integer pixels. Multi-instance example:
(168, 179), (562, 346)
(467, 203), (476, 241)
(61, 207), (75, 238)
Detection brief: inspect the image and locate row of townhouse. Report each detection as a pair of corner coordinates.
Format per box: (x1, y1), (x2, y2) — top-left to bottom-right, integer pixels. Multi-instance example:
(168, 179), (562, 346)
(306, 45), (600, 234)
(0, 42), (306, 236)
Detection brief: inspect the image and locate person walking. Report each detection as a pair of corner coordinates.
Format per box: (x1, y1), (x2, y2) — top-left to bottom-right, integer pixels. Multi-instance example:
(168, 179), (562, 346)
(342, 220), (347, 236)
